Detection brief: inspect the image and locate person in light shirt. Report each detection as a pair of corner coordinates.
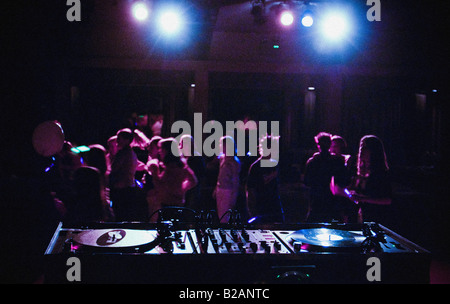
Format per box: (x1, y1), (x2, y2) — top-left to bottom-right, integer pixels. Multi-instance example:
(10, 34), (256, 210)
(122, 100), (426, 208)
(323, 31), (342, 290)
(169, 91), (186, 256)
(214, 136), (241, 223)
(147, 137), (198, 222)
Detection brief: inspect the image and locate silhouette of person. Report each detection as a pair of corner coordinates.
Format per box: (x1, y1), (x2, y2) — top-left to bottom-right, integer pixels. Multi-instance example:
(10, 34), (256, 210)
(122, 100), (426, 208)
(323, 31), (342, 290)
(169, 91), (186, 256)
(179, 134), (205, 212)
(246, 135), (284, 223)
(330, 134), (356, 222)
(331, 135), (392, 223)
(330, 135), (354, 171)
(64, 166), (114, 223)
(304, 132), (347, 222)
(147, 138), (198, 222)
(214, 136), (241, 223)
(109, 128), (146, 221)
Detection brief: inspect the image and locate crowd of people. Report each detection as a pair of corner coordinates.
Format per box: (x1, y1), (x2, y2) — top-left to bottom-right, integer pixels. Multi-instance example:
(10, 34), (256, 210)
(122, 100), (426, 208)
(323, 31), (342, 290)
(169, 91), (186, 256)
(46, 126), (285, 225)
(43, 122), (391, 225)
(1, 120), (396, 284)
(304, 132), (392, 224)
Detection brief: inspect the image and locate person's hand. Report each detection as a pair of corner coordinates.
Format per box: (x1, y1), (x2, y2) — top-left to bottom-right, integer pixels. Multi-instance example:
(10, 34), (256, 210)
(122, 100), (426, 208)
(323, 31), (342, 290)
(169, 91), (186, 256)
(348, 190), (368, 204)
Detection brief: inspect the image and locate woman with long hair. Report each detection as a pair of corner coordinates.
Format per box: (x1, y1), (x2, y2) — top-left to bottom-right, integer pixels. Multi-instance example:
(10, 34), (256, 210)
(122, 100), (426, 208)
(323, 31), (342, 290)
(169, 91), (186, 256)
(331, 135), (392, 223)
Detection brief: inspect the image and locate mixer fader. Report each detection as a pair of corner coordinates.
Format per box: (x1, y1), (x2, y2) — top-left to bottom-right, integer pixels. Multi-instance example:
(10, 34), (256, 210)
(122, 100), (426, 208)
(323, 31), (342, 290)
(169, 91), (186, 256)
(192, 228), (291, 254)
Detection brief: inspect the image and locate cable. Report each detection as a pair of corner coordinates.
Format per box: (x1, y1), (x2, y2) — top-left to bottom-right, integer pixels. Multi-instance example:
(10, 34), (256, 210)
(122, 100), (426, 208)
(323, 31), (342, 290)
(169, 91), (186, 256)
(148, 206), (198, 223)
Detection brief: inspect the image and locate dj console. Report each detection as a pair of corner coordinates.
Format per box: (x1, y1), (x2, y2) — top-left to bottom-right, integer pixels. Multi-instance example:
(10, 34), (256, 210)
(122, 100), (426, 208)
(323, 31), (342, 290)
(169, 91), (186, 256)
(45, 215), (430, 283)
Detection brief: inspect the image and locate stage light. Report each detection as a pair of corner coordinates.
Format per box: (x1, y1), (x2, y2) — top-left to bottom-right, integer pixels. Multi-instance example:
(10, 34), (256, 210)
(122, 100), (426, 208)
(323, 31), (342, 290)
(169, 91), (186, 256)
(131, 1), (150, 22)
(280, 10), (294, 26)
(320, 13), (350, 41)
(158, 9), (183, 35)
(301, 10), (314, 27)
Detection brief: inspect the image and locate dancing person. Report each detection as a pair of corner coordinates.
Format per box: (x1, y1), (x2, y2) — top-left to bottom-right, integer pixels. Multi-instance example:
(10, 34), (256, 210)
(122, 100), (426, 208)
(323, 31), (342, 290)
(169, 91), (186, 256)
(179, 134), (205, 211)
(246, 135), (284, 223)
(64, 166), (114, 223)
(304, 132), (347, 222)
(147, 137), (198, 222)
(83, 144), (108, 181)
(330, 134), (356, 222)
(214, 136), (241, 223)
(109, 128), (147, 221)
(146, 136), (163, 171)
(330, 135), (354, 169)
(140, 135), (162, 191)
(331, 135), (392, 223)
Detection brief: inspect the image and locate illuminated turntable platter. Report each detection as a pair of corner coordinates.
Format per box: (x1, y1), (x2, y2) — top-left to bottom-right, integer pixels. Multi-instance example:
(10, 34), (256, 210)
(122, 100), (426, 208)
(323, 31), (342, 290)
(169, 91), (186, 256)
(73, 229), (155, 248)
(289, 228), (364, 248)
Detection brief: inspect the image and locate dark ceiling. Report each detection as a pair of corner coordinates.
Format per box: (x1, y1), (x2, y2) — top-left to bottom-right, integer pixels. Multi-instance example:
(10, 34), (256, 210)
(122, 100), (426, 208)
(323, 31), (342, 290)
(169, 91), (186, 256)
(2, 0), (450, 173)
(4, 0), (449, 72)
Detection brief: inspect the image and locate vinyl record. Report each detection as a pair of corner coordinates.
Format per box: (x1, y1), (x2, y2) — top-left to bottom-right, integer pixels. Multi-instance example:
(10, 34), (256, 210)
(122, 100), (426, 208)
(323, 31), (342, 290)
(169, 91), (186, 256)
(289, 228), (363, 248)
(73, 229), (155, 248)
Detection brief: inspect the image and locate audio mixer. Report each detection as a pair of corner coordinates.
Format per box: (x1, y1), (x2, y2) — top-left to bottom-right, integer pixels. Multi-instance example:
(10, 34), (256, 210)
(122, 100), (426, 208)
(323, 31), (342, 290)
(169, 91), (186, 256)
(44, 221), (431, 283)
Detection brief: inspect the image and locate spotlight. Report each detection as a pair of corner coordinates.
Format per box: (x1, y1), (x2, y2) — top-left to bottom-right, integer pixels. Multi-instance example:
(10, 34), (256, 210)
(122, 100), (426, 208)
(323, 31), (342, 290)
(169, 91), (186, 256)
(301, 10), (314, 27)
(131, 1), (150, 22)
(280, 10), (294, 27)
(320, 13), (350, 41)
(158, 9), (183, 35)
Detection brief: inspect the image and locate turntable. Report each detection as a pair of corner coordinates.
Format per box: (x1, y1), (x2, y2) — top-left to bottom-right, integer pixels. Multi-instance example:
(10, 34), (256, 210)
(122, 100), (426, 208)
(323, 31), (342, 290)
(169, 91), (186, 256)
(63, 225), (194, 254)
(287, 228), (366, 251)
(272, 223), (417, 253)
(72, 229), (155, 251)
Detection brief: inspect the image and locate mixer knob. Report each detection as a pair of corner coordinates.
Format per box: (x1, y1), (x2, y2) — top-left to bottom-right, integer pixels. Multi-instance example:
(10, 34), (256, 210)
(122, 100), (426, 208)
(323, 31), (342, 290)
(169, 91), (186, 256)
(224, 242), (232, 252)
(211, 239), (219, 252)
(231, 230), (239, 242)
(219, 229), (227, 242)
(238, 242), (246, 254)
(274, 241), (281, 252)
(260, 241), (270, 254)
(241, 229), (250, 242)
(207, 229), (216, 241)
(293, 242), (302, 252)
(250, 242), (258, 253)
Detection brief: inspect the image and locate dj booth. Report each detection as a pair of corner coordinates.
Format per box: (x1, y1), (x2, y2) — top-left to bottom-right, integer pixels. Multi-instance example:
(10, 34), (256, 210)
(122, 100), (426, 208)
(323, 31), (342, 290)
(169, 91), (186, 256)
(44, 215), (430, 284)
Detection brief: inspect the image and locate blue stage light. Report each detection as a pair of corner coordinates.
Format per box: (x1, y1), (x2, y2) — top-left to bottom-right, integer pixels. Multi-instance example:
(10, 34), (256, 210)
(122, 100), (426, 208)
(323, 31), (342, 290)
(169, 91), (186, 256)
(157, 9), (184, 36)
(301, 10), (314, 27)
(320, 12), (350, 41)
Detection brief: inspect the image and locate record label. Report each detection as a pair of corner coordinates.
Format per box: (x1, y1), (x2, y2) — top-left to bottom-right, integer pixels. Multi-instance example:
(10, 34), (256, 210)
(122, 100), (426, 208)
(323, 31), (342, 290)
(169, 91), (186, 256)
(73, 229), (155, 248)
